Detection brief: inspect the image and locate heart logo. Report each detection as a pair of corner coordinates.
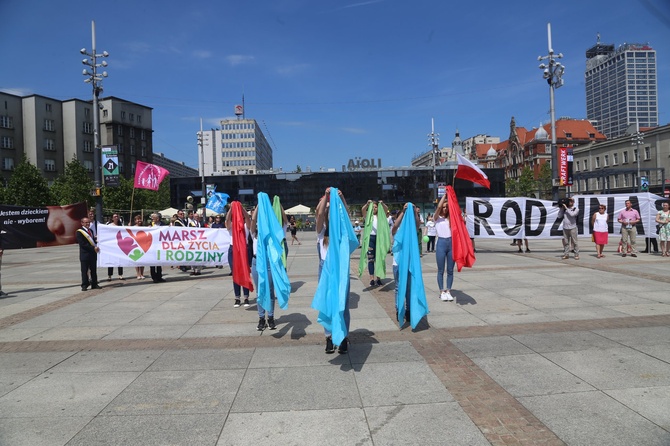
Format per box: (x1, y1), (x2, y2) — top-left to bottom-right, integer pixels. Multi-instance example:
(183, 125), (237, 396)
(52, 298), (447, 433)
(128, 229), (152, 253)
(129, 249), (144, 261)
(116, 231), (138, 256)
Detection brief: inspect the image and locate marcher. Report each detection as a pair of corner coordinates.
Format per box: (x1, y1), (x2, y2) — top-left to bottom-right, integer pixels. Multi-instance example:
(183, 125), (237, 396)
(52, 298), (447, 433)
(312, 187), (356, 354)
(189, 213), (204, 276)
(226, 201), (253, 307)
(591, 204), (609, 258)
(76, 217), (101, 291)
(106, 213), (125, 280)
(434, 193), (454, 301)
(133, 214), (146, 279)
(559, 198), (579, 260)
(353, 221), (362, 245)
(360, 200), (391, 287)
(515, 238), (530, 253)
(424, 215), (437, 252)
(617, 200), (641, 258)
(289, 216), (301, 245)
(211, 215), (226, 269)
(655, 201), (670, 256)
(149, 213), (166, 283)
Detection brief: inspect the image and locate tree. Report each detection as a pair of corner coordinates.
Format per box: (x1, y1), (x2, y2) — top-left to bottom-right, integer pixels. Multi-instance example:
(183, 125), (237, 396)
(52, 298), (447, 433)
(5, 156), (53, 206)
(505, 167), (537, 198)
(51, 158), (94, 207)
(538, 162), (552, 199)
(296, 165), (302, 173)
(136, 175), (171, 210)
(101, 175), (135, 213)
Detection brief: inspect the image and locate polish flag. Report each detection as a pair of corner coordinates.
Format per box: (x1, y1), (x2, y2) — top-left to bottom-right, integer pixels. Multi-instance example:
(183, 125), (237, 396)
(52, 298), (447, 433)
(454, 152), (490, 189)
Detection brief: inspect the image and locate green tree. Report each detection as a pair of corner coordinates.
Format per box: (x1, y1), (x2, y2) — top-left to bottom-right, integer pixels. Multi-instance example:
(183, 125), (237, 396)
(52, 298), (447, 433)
(296, 165), (302, 173)
(505, 167), (537, 198)
(136, 175), (171, 210)
(51, 158), (94, 207)
(5, 156), (53, 206)
(101, 175), (135, 213)
(538, 162), (552, 199)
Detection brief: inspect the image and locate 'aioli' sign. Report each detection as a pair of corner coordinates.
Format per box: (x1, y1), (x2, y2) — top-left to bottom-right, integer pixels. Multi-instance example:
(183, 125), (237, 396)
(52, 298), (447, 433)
(347, 157), (382, 170)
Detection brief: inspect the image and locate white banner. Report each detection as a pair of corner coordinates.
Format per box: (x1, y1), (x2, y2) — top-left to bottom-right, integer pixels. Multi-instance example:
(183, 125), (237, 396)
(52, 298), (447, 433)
(465, 193), (666, 239)
(97, 225), (231, 267)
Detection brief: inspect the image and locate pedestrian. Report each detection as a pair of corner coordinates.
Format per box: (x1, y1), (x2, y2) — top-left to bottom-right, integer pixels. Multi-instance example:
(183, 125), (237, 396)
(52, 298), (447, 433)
(591, 204), (609, 258)
(359, 199), (391, 287)
(226, 201), (254, 307)
(133, 214), (146, 279)
(655, 201), (670, 256)
(424, 215), (437, 252)
(289, 216), (301, 245)
(76, 217), (101, 291)
(211, 215), (226, 269)
(312, 187), (356, 354)
(434, 193), (454, 301)
(617, 200), (641, 258)
(559, 198), (579, 260)
(106, 213), (125, 280)
(515, 238), (530, 253)
(0, 229), (7, 297)
(189, 213), (204, 276)
(149, 213), (166, 283)
(353, 220), (362, 245)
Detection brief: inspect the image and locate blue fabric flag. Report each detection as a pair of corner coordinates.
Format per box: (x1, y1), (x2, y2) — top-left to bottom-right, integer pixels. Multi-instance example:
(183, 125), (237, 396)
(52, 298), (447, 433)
(392, 203), (429, 329)
(256, 192), (291, 311)
(311, 188), (358, 346)
(206, 192), (230, 214)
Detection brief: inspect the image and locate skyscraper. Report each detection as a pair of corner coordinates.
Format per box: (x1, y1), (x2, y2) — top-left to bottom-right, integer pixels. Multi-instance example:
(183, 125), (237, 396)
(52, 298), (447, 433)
(585, 38), (658, 139)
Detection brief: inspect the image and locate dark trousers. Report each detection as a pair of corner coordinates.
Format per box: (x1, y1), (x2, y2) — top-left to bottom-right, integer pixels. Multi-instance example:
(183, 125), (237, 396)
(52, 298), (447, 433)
(107, 267), (123, 277)
(427, 235), (436, 252)
(150, 266), (163, 282)
(81, 259), (98, 287)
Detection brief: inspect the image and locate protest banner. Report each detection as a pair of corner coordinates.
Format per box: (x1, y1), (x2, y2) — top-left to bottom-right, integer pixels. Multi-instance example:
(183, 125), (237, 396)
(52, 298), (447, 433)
(0, 202), (87, 249)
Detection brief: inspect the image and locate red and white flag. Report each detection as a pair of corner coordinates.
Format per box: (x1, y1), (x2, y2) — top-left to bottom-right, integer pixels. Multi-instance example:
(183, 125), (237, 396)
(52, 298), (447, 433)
(134, 161), (169, 191)
(454, 152), (490, 189)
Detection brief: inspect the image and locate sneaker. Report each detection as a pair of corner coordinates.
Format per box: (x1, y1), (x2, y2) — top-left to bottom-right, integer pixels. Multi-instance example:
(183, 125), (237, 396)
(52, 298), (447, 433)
(445, 291), (454, 302)
(574, 256), (580, 260)
(268, 316), (276, 330)
(257, 317), (267, 331)
(440, 291), (449, 301)
(338, 338), (349, 354)
(234, 299), (241, 308)
(525, 249), (531, 253)
(562, 255), (569, 259)
(369, 280), (375, 287)
(518, 248), (523, 253)
(631, 253), (637, 257)
(622, 254), (627, 257)
(376, 279), (382, 286)
(325, 337), (335, 354)
(243, 298), (250, 307)
(107, 276), (112, 282)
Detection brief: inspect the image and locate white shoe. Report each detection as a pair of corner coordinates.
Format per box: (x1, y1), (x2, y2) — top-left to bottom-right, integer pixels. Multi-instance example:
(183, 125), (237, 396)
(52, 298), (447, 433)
(440, 291), (449, 301)
(445, 291), (454, 302)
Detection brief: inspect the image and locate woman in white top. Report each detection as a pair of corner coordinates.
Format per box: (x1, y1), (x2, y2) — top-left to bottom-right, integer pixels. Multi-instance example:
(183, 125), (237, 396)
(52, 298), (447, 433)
(591, 204), (609, 259)
(424, 215), (437, 252)
(433, 193), (454, 302)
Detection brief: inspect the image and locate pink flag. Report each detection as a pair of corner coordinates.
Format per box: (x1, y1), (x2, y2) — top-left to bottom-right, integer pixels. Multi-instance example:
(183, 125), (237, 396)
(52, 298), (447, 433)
(454, 152), (490, 189)
(134, 161), (169, 191)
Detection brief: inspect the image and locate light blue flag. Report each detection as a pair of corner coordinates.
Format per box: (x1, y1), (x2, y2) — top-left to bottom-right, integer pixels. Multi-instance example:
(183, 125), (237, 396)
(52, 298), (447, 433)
(311, 188), (358, 346)
(392, 203), (429, 329)
(256, 192), (290, 312)
(206, 192), (230, 214)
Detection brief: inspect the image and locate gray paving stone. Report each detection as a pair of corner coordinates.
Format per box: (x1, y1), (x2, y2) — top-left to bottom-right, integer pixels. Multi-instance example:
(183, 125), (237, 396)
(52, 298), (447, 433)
(51, 350), (164, 373)
(0, 373), (37, 398)
(0, 351), (76, 373)
(220, 408), (372, 446)
(103, 369), (243, 415)
(68, 414), (224, 446)
(452, 335), (534, 358)
(593, 326), (670, 346)
(519, 391), (670, 446)
(366, 402), (489, 446)
(0, 416), (91, 446)
(103, 324), (192, 340)
(148, 348), (253, 371)
(511, 331), (622, 353)
(605, 386), (670, 431)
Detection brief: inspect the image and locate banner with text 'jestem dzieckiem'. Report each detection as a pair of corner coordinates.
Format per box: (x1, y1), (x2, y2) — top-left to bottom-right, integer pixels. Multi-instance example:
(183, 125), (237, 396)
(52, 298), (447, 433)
(465, 193), (666, 239)
(97, 225), (231, 267)
(0, 202), (88, 249)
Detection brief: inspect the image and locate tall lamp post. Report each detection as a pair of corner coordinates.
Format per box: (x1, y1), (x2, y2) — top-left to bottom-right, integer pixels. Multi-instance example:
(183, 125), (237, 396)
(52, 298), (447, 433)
(428, 118), (440, 202)
(632, 123), (644, 192)
(538, 23), (565, 201)
(81, 20), (109, 224)
(198, 119), (207, 223)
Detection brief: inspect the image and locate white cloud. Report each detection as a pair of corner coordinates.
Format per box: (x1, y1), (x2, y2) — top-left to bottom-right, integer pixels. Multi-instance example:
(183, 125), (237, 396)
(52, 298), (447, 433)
(276, 63), (309, 76)
(193, 50), (212, 59)
(226, 55), (255, 66)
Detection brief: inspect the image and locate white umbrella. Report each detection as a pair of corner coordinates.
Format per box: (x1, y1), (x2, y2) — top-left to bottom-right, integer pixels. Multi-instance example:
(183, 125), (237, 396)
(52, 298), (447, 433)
(285, 204), (312, 215)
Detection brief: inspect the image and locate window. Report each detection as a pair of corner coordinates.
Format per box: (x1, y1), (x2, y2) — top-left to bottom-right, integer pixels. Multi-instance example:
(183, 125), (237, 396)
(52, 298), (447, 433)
(575, 160), (580, 172)
(83, 122), (93, 134)
(584, 160), (589, 170)
(121, 111), (126, 119)
(634, 149), (639, 162)
(130, 145), (135, 155)
(1, 136), (14, 149)
(83, 140), (93, 152)
(44, 138), (55, 151)
(604, 154), (609, 167)
(595, 157), (600, 168)
(44, 159), (56, 171)
(645, 146), (651, 160)
(83, 160), (93, 172)
(118, 144), (124, 153)
(2, 157), (14, 171)
(141, 130), (146, 141)
(129, 113), (134, 122)
(117, 125), (123, 136)
(589, 133), (595, 139)
(45, 103), (52, 112)
(623, 151), (629, 163)
(624, 174), (629, 187)
(613, 153), (618, 165)
(0, 115), (13, 128)
(119, 161), (124, 173)
(129, 128), (135, 138)
(103, 109), (108, 118)
(44, 119), (55, 131)
(137, 115), (142, 124)
(141, 146), (146, 157)
(565, 132), (572, 138)
(85, 108), (90, 118)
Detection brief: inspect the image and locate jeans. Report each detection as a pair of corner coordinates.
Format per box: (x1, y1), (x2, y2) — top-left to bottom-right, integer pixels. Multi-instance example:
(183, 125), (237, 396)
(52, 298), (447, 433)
(436, 237), (454, 291)
(251, 258), (274, 317)
(228, 248), (250, 298)
(562, 227), (579, 256)
(367, 234), (377, 276)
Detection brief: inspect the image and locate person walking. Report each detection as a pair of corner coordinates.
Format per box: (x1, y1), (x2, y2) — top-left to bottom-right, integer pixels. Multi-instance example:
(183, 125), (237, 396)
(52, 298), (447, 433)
(289, 216), (301, 245)
(655, 201), (670, 256)
(617, 200), (641, 258)
(434, 193), (454, 302)
(559, 198), (580, 260)
(226, 201), (254, 307)
(591, 204), (609, 258)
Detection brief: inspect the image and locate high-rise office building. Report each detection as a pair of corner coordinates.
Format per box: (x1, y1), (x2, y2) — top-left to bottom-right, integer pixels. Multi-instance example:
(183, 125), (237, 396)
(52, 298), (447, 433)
(585, 39), (658, 139)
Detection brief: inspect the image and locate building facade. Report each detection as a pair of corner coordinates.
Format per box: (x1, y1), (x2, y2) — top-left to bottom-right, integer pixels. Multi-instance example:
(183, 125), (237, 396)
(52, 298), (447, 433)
(198, 118), (273, 177)
(0, 91), (153, 184)
(585, 40), (659, 139)
(152, 152), (198, 178)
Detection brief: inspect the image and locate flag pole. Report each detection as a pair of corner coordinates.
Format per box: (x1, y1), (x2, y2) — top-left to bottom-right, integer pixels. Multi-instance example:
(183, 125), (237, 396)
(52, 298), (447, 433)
(130, 186), (136, 222)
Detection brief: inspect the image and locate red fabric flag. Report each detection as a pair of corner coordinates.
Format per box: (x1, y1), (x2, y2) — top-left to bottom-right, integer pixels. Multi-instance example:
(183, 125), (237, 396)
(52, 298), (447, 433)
(230, 201), (254, 292)
(134, 161), (170, 191)
(454, 152), (490, 189)
(446, 186), (476, 272)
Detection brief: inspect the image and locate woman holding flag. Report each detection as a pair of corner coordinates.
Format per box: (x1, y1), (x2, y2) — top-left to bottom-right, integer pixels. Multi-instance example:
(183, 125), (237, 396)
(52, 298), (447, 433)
(225, 201), (254, 308)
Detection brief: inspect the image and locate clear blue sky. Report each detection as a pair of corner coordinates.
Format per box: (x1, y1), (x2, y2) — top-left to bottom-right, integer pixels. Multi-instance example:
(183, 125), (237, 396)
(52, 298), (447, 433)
(2, 0), (669, 172)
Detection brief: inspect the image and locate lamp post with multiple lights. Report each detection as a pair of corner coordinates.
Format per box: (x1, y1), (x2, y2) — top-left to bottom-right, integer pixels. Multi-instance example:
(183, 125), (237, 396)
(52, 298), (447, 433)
(538, 23), (565, 201)
(81, 20), (109, 223)
(632, 124), (644, 192)
(428, 118), (440, 202)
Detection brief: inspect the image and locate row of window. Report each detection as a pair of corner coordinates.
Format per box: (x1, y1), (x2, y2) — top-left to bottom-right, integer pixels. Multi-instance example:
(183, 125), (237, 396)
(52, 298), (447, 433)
(223, 142), (255, 149)
(0, 116), (12, 128)
(222, 132), (254, 140)
(222, 160), (256, 167)
(582, 172), (657, 191)
(222, 123), (255, 130)
(111, 110), (142, 124)
(223, 150), (256, 158)
(576, 147), (651, 172)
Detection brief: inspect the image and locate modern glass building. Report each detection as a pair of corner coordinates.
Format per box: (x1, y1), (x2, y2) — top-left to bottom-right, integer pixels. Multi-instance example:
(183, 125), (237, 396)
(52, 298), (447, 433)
(585, 40), (658, 139)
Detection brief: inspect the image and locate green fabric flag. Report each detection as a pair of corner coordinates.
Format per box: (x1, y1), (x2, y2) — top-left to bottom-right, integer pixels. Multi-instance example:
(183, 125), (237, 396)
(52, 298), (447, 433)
(358, 204), (374, 277)
(272, 195), (287, 267)
(358, 203), (391, 279)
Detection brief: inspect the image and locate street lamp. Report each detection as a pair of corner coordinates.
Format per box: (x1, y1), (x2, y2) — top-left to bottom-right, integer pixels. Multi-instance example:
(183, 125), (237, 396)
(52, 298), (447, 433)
(81, 20), (109, 224)
(538, 23), (565, 201)
(198, 119), (207, 223)
(632, 123), (644, 192)
(427, 118), (440, 202)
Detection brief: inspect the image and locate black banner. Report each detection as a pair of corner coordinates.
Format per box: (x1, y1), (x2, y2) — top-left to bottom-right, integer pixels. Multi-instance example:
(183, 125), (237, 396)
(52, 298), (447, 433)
(0, 202), (87, 249)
